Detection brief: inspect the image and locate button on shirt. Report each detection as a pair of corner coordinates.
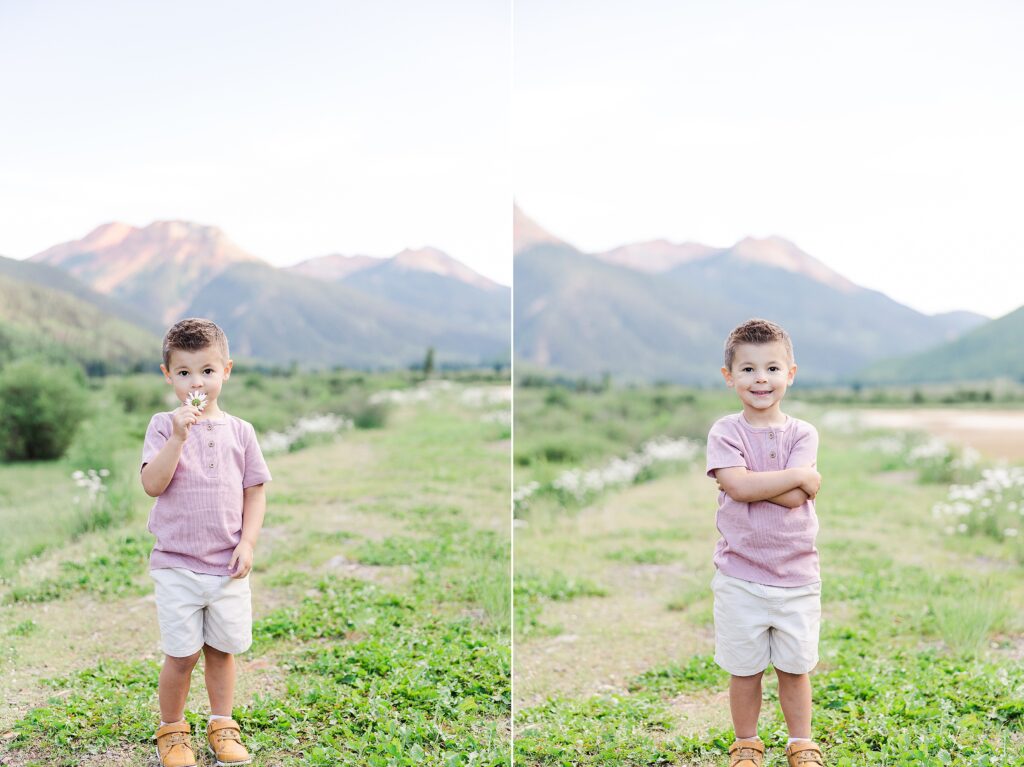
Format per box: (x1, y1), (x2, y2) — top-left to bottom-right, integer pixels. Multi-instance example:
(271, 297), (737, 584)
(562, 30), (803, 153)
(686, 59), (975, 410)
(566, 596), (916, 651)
(706, 412), (820, 587)
(142, 412), (272, 575)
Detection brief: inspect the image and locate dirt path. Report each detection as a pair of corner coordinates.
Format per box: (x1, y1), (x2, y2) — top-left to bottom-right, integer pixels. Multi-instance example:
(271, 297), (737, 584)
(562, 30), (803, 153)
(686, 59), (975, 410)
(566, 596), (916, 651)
(854, 407), (1024, 460)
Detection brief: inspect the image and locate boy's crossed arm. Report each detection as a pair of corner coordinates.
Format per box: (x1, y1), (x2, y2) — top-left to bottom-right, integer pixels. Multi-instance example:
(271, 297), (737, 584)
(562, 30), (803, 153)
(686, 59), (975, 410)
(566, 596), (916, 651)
(714, 465), (820, 508)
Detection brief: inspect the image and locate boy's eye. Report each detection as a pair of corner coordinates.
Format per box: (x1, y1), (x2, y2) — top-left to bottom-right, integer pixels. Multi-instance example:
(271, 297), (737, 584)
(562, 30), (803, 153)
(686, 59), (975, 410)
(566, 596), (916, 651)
(177, 371), (189, 377)
(742, 367), (753, 372)
(769, 366), (780, 372)
(203, 369), (214, 375)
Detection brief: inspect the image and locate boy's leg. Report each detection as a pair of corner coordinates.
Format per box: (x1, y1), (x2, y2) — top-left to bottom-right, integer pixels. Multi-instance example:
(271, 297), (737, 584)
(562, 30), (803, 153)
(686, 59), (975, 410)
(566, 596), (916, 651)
(203, 643), (235, 716)
(159, 651), (202, 723)
(729, 671), (764, 738)
(775, 669), (812, 739)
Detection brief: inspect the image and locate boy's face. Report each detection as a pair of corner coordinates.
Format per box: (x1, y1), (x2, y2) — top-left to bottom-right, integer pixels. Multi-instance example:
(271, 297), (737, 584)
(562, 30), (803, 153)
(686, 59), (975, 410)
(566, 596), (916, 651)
(721, 341), (797, 415)
(161, 345), (233, 410)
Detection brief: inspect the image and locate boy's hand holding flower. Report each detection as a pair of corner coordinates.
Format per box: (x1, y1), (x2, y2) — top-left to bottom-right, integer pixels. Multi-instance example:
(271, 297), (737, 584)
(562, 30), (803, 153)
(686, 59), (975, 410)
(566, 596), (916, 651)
(229, 540), (254, 579)
(170, 404), (203, 441)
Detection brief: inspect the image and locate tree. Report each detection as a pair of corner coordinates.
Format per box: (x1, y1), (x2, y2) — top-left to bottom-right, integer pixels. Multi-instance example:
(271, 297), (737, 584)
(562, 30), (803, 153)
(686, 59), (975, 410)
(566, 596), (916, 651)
(423, 346), (435, 379)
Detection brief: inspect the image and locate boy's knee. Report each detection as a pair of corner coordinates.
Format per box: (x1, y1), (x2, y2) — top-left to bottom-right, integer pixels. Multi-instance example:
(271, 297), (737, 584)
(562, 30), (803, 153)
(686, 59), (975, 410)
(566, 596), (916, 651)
(775, 668), (808, 681)
(203, 643), (232, 659)
(165, 650), (201, 669)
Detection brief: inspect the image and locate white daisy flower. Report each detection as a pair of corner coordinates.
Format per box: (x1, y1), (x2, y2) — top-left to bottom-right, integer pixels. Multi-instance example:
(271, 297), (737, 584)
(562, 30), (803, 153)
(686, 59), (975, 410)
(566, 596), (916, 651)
(184, 391), (208, 410)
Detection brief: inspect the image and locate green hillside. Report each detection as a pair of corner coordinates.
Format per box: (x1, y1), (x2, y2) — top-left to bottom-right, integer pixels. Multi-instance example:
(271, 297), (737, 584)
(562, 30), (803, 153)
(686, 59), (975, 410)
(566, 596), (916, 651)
(857, 305), (1024, 383)
(0, 273), (158, 374)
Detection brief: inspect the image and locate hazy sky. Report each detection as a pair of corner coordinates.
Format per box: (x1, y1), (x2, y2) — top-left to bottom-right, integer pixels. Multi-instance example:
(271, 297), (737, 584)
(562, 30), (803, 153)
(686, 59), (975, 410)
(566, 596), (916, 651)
(0, 1), (511, 284)
(514, 0), (1024, 317)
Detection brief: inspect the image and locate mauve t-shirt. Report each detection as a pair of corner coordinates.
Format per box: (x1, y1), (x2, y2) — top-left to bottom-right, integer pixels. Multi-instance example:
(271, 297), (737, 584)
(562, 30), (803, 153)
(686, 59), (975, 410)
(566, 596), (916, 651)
(705, 412), (820, 587)
(142, 412), (272, 575)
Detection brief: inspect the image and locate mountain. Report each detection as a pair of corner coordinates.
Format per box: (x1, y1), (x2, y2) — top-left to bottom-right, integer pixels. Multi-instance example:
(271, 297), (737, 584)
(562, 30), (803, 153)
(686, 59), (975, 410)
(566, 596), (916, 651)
(286, 246), (509, 334)
(514, 215), (989, 384)
(31, 221), (265, 324)
(514, 205), (569, 254)
(0, 267), (158, 373)
(23, 221), (509, 370)
(858, 305), (1024, 384)
(595, 239), (716, 273)
(184, 262), (508, 368)
(285, 253), (382, 281)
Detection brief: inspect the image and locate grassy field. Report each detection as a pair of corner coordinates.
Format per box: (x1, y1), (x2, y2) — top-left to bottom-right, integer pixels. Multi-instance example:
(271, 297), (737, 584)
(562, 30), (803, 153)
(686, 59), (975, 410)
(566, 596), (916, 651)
(513, 383), (1024, 766)
(0, 372), (511, 766)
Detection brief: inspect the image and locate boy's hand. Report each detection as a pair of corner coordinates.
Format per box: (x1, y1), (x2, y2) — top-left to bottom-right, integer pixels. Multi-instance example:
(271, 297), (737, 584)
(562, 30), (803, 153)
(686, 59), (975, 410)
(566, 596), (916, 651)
(228, 541), (254, 579)
(170, 405), (202, 441)
(799, 467), (822, 499)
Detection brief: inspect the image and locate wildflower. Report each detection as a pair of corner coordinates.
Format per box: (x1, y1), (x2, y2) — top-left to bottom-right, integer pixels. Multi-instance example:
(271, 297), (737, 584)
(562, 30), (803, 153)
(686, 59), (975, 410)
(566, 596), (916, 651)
(184, 390), (208, 410)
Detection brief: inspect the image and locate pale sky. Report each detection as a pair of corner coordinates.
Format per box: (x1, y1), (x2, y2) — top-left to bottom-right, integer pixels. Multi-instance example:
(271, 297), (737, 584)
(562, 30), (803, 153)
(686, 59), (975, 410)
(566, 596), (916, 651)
(0, 1), (511, 285)
(514, 0), (1024, 317)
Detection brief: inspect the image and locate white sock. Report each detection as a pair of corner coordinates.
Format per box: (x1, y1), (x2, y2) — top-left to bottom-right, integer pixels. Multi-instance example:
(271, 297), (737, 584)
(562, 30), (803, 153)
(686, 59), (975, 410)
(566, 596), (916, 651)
(788, 736), (811, 745)
(737, 734), (761, 741)
(209, 714), (230, 723)
(159, 719), (185, 727)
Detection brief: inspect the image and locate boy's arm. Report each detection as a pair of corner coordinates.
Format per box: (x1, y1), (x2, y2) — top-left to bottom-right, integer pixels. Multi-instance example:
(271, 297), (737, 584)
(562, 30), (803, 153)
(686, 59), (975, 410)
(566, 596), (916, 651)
(714, 466), (819, 504)
(140, 407), (201, 497)
(229, 483), (266, 579)
(140, 434), (186, 497)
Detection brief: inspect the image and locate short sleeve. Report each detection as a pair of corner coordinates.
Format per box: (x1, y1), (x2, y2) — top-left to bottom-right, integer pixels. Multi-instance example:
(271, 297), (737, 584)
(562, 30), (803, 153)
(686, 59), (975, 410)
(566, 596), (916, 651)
(785, 422), (819, 468)
(706, 419), (748, 478)
(242, 423), (272, 488)
(141, 413), (171, 470)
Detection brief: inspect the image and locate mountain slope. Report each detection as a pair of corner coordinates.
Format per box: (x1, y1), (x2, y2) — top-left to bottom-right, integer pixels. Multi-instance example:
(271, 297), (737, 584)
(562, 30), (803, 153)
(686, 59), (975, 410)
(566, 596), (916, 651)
(185, 262), (508, 368)
(0, 254), (160, 333)
(0, 271), (158, 373)
(858, 306), (1024, 383)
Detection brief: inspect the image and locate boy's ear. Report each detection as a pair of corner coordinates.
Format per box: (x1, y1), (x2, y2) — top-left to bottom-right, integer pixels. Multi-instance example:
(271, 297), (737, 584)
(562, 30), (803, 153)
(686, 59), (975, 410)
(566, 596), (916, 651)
(720, 366), (734, 387)
(787, 363), (798, 384)
(160, 364), (172, 383)
(223, 359), (233, 378)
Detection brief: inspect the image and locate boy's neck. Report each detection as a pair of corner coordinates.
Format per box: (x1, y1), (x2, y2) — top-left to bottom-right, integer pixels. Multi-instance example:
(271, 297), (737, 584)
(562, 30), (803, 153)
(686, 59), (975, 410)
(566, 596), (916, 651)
(198, 402), (225, 420)
(742, 404), (787, 428)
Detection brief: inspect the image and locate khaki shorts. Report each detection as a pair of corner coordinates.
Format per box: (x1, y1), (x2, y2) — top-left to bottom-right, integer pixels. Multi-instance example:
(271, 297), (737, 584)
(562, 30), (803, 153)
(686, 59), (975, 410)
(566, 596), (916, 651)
(151, 567), (252, 657)
(711, 569), (821, 676)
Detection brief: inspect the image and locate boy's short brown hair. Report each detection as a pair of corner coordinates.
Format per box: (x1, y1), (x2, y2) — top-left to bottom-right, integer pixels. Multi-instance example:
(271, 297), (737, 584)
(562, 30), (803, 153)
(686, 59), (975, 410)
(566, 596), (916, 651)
(723, 318), (793, 370)
(162, 318), (230, 368)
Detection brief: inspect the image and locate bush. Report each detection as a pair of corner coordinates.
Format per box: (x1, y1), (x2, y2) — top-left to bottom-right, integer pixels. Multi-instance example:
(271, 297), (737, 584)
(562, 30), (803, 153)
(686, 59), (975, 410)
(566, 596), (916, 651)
(111, 376), (167, 413)
(0, 361), (88, 461)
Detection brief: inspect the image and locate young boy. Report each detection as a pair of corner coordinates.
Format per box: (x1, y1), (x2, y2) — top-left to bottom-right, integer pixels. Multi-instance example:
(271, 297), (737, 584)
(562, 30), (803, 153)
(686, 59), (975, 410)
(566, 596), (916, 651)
(141, 318), (271, 767)
(705, 319), (825, 767)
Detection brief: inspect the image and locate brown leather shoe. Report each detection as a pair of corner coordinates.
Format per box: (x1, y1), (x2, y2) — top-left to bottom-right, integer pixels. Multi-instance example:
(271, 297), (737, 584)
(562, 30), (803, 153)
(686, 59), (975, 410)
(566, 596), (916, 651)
(728, 738), (764, 767)
(154, 722), (197, 767)
(786, 740), (825, 766)
(207, 718), (253, 766)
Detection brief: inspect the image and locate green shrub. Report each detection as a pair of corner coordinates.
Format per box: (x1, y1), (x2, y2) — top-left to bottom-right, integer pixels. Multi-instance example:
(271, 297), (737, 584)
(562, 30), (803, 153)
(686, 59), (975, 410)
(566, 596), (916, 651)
(353, 400), (390, 429)
(0, 361), (88, 461)
(111, 376), (167, 413)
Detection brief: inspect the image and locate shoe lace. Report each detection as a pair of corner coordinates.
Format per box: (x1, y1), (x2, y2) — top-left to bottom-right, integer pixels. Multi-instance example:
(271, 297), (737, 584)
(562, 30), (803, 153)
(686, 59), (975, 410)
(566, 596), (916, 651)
(793, 748), (823, 765)
(732, 747), (761, 765)
(214, 727), (242, 744)
(162, 732), (190, 749)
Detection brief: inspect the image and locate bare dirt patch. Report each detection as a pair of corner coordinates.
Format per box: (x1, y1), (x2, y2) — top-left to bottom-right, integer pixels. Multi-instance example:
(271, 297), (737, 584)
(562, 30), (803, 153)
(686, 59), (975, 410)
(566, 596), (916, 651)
(855, 408), (1024, 461)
